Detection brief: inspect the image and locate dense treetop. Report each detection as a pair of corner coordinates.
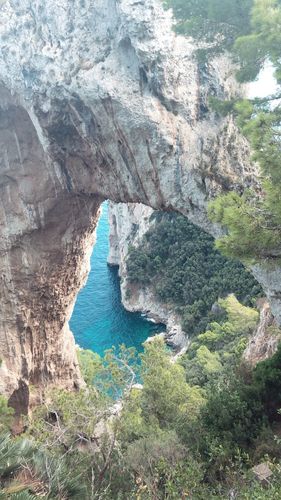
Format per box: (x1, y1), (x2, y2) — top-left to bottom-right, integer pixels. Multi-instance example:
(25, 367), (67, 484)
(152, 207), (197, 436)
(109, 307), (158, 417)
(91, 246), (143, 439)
(164, 0), (253, 52)
(126, 212), (262, 334)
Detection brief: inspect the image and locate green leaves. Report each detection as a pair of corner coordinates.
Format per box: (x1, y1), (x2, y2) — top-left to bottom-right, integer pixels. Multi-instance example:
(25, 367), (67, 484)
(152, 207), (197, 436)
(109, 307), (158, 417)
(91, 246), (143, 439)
(140, 338), (206, 427)
(165, 0), (253, 51)
(0, 434), (86, 499)
(206, 0), (281, 261)
(126, 212), (261, 334)
(195, 346), (222, 374)
(235, 0), (281, 82)
(252, 343), (281, 420)
(77, 348), (103, 386)
(0, 397), (14, 433)
(182, 294), (259, 389)
(218, 295), (259, 333)
(208, 105), (281, 261)
(234, 33), (266, 82)
(167, 0), (281, 263)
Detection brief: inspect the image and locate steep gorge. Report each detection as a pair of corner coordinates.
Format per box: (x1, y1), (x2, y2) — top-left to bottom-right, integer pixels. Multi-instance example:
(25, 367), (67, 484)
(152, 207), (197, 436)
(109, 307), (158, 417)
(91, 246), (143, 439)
(108, 202), (188, 352)
(0, 0), (272, 406)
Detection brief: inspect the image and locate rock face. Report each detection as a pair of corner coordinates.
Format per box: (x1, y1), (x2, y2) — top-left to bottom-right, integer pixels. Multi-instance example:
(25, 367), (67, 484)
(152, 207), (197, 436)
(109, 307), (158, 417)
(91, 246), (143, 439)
(244, 299), (281, 366)
(108, 202), (188, 352)
(108, 202), (154, 268)
(0, 0), (269, 403)
(252, 265), (281, 326)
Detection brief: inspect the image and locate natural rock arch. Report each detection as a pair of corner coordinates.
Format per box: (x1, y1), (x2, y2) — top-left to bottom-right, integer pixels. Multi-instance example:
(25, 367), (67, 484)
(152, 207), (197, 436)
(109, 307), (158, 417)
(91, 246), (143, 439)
(0, 0), (258, 404)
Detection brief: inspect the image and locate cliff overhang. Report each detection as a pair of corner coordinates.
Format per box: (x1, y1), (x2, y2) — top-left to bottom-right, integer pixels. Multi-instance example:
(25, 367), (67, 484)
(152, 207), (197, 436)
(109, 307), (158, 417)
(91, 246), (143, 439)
(0, 0), (266, 405)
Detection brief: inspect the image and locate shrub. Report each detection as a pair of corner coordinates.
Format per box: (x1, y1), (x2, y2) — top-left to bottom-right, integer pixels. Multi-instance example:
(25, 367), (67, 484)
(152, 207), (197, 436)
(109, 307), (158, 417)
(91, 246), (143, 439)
(126, 213), (262, 335)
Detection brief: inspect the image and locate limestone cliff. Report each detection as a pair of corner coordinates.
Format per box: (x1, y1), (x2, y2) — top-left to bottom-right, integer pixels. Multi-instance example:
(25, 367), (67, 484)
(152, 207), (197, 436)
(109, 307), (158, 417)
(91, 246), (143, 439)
(108, 202), (280, 366)
(108, 202), (188, 352)
(108, 202), (154, 269)
(0, 0), (273, 405)
(244, 300), (281, 367)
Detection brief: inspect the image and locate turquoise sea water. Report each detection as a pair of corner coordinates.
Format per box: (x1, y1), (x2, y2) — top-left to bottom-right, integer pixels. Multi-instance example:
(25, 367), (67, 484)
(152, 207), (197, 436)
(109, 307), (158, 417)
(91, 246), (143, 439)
(70, 202), (164, 356)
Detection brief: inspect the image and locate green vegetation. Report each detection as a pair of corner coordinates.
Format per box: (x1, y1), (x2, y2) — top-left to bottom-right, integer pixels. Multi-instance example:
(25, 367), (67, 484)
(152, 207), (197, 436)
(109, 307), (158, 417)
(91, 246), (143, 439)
(2, 319), (281, 498)
(0, 296), (275, 498)
(0, 433), (86, 499)
(2, 1), (281, 498)
(166, 0), (281, 263)
(209, 104), (281, 261)
(164, 0), (253, 54)
(77, 348), (102, 385)
(126, 212), (262, 334)
(233, 0), (281, 83)
(0, 396), (14, 432)
(182, 294), (259, 386)
(252, 343), (281, 421)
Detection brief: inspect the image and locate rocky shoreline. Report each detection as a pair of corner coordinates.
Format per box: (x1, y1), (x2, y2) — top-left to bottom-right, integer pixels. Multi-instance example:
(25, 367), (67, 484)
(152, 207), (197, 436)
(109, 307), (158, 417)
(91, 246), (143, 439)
(107, 201), (190, 354)
(122, 286), (190, 356)
(107, 202), (280, 363)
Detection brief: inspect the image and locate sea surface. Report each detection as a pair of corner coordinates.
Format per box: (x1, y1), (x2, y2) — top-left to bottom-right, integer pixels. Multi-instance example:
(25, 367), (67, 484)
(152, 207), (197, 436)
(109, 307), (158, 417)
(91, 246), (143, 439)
(70, 202), (164, 356)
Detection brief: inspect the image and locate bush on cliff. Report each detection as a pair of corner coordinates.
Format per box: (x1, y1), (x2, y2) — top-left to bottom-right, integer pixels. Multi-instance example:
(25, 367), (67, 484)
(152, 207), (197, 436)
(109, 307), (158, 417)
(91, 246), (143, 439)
(126, 213), (262, 335)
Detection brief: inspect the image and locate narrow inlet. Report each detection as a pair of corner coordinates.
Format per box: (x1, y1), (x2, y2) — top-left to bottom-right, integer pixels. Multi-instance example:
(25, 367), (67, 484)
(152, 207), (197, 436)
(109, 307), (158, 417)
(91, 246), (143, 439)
(70, 201), (165, 356)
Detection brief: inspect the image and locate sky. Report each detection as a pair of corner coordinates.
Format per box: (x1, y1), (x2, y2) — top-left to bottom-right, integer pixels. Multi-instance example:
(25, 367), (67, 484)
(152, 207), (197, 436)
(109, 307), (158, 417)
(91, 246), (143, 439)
(247, 61), (279, 99)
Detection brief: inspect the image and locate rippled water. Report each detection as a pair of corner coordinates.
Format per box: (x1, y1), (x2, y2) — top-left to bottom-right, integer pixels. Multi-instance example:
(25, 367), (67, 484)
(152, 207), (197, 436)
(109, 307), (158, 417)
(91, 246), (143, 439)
(70, 202), (164, 356)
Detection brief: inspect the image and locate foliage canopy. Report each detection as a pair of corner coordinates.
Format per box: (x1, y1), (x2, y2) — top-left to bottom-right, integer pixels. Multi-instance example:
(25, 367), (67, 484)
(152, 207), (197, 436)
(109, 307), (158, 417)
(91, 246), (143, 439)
(126, 213), (262, 334)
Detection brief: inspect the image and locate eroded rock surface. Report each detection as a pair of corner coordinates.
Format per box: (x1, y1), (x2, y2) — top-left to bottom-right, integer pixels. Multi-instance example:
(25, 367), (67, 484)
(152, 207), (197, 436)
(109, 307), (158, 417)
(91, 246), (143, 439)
(0, 0), (261, 402)
(244, 299), (281, 366)
(108, 202), (188, 352)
